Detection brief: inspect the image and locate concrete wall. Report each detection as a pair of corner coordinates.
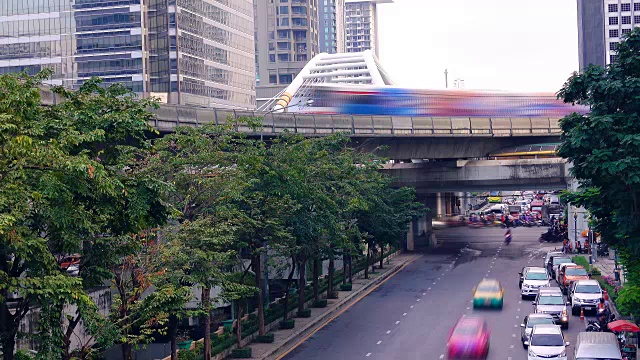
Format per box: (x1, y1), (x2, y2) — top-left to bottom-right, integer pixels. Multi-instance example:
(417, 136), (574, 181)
(383, 159), (570, 193)
(352, 135), (561, 160)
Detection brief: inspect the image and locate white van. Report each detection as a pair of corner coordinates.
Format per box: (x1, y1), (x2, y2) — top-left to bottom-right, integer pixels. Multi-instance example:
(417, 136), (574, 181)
(574, 332), (622, 360)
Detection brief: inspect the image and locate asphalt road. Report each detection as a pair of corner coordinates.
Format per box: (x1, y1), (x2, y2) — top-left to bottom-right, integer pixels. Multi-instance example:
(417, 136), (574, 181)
(281, 226), (597, 360)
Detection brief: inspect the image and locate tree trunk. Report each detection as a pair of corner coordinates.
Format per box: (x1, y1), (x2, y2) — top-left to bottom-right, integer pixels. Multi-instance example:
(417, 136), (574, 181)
(379, 245), (384, 269)
(348, 254), (353, 284)
(312, 258), (319, 303)
(63, 311), (82, 360)
(342, 250), (347, 285)
(122, 343), (133, 360)
(371, 246), (376, 273)
(282, 259), (296, 321)
(297, 259), (306, 312)
(364, 243), (370, 279)
(328, 252), (335, 297)
(168, 313), (178, 360)
(1, 328), (17, 360)
(235, 300), (243, 347)
(202, 286), (212, 360)
(254, 255), (265, 336)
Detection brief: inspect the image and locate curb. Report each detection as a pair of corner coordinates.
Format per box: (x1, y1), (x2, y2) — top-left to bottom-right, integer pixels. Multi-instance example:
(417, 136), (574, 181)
(259, 254), (418, 360)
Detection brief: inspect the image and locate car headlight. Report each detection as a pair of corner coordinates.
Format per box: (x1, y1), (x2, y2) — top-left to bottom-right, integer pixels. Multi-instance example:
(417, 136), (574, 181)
(559, 349), (567, 357)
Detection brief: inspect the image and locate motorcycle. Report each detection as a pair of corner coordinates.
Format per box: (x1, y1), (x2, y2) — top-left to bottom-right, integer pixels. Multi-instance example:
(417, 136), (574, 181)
(598, 243), (610, 257)
(586, 310), (616, 332)
(539, 228), (563, 243)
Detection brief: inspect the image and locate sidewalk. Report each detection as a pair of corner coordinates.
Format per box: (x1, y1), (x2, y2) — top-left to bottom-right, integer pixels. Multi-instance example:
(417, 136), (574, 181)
(237, 252), (421, 360)
(591, 255), (626, 284)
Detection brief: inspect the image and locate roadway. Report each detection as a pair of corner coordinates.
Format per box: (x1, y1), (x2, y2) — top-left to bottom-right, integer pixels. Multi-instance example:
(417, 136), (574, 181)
(281, 226), (594, 360)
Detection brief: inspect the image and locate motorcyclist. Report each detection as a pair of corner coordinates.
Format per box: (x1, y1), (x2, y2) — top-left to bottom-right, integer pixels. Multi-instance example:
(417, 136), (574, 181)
(504, 228), (512, 245)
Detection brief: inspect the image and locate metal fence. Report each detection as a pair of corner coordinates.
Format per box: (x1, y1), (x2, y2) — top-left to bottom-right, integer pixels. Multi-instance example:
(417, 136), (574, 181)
(152, 105), (563, 136)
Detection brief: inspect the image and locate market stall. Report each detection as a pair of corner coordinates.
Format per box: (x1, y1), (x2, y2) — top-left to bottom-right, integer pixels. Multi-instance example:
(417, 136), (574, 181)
(608, 320), (640, 360)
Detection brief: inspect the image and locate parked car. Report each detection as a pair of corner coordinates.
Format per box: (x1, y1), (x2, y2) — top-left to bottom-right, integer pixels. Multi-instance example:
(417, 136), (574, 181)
(554, 262), (577, 283)
(519, 266), (534, 289)
(533, 287), (569, 329)
(521, 268), (550, 299)
(569, 279), (603, 315)
(521, 313), (555, 348)
(557, 265), (589, 294)
(526, 324), (569, 360)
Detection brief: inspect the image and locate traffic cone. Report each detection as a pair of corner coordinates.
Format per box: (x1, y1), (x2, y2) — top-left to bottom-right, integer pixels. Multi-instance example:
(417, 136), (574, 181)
(580, 307), (585, 321)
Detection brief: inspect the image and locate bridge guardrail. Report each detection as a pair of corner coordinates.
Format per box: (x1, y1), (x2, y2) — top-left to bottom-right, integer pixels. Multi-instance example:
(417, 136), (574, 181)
(151, 105), (563, 136)
(38, 88), (562, 136)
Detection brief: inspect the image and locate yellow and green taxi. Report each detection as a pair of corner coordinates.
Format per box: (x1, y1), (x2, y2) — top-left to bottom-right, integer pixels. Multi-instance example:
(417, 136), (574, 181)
(473, 279), (504, 309)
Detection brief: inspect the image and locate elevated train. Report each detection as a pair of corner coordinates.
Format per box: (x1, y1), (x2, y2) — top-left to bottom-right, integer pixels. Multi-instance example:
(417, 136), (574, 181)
(305, 85), (589, 117)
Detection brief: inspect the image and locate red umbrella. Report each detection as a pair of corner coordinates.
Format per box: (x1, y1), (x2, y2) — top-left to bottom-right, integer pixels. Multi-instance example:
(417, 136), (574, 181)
(608, 320), (640, 332)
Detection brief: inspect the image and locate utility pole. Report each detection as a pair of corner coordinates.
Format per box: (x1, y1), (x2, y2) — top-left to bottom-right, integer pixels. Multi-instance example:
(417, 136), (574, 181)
(444, 69), (448, 88)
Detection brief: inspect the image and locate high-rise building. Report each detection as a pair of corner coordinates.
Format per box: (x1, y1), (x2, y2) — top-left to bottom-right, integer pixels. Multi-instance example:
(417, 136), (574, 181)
(319, 0), (346, 54)
(345, 0), (392, 57)
(254, 0), (321, 101)
(577, 0), (606, 69)
(602, 0), (640, 64)
(0, 0), (255, 109)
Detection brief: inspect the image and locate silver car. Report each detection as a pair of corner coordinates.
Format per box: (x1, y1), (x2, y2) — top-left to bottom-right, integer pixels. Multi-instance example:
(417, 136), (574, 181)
(533, 288), (569, 329)
(521, 313), (555, 348)
(521, 267), (550, 299)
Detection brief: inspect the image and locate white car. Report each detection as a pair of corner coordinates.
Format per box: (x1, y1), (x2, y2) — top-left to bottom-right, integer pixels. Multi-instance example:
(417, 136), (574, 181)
(569, 279), (603, 315)
(544, 251), (564, 269)
(521, 268), (550, 298)
(526, 324), (569, 360)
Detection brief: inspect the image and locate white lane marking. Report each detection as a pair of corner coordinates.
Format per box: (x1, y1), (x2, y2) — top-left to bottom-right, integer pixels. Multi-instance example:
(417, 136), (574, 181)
(410, 305), (414, 308)
(517, 308), (521, 312)
(377, 340), (382, 345)
(433, 282), (437, 285)
(403, 313), (407, 316)
(519, 301), (522, 304)
(423, 293), (426, 295)
(516, 315), (520, 319)
(395, 320), (400, 324)
(514, 324), (518, 328)
(467, 307), (471, 310)
(428, 287), (432, 290)
(416, 299), (420, 302)
(510, 345), (515, 349)
(439, 355), (444, 359)
(386, 330), (391, 334)
(366, 353), (372, 357)
(437, 277), (441, 280)
(512, 334), (516, 337)
(508, 357), (513, 360)
(442, 273), (445, 276)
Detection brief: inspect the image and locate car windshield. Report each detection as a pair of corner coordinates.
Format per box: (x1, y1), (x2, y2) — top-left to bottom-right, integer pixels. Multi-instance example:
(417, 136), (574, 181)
(553, 258), (572, 265)
(530, 334), (564, 346)
(453, 324), (480, 336)
(477, 284), (499, 292)
(526, 272), (547, 280)
(566, 268), (588, 276)
(538, 295), (564, 305)
(575, 285), (601, 294)
(527, 318), (555, 328)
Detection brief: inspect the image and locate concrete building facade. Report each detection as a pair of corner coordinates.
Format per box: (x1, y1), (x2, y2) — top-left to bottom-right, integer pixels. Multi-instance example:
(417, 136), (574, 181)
(0, 0), (255, 109)
(344, 0), (391, 57)
(319, 0), (346, 54)
(254, 0), (320, 100)
(603, 0), (640, 64)
(577, 0), (606, 69)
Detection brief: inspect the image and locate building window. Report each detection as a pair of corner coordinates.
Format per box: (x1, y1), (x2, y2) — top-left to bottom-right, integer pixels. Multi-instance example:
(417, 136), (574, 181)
(610, 29), (619, 37)
(610, 54), (618, 63)
(279, 74), (293, 83)
(621, 3), (631, 11)
(279, 6), (289, 14)
(281, 17), (289, 26)
(269, 74), (277, 84)
(635, 15), (640, 23)
(622, 28), (632, 34)
(609, 16), (619, 25)
(277, 53), (290, 62)
(622, 16), (631, 24)
(269, 54), (276, 63)
(610, 42), (618, 50)
(269, 31), (275, 40)
(608, 4), (618, 12)
(269, 42), (275, 50)
(636, 3), (640, 11)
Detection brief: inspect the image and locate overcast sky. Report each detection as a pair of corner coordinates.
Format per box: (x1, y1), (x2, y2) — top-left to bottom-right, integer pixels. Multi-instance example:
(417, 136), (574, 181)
(376, 0), (579, 92)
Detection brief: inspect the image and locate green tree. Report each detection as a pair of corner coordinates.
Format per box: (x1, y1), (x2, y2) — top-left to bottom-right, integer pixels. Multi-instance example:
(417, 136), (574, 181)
(0, 73), (168, 360)
(557, 28), (640, 303)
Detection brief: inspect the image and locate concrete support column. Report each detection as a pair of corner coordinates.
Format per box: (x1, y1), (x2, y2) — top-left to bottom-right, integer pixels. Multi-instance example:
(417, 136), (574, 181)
(436, 193), (443, 219)
(406, 219), (416, 251)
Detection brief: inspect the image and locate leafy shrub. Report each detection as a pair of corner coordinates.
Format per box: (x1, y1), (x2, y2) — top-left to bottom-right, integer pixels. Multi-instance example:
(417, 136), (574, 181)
(313, 299), (328, 308)
(231, 347), (252, 358)
(256, 333), (275, 343)
(616, 285), (640, 317)
(297, 309), (312, 318)
(178, 349), (196, 360)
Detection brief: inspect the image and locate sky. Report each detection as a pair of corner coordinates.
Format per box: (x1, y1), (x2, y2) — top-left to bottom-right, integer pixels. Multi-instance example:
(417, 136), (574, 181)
(376, 0), (579, 92)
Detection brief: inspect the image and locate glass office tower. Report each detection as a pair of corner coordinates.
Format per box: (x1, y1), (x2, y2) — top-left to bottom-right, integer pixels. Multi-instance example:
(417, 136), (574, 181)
(0, 0), (255, 109)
